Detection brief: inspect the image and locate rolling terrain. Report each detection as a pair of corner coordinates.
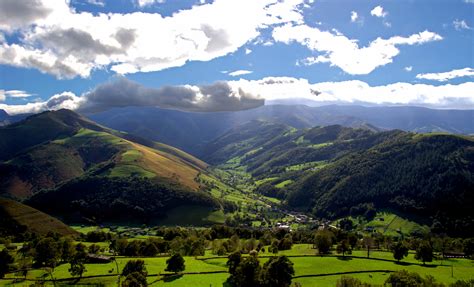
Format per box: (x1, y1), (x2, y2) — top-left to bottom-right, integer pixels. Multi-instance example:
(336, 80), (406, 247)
(0, 110), (230, 223)
(203, 121), (474, 236)
(86, 105), (474, 156)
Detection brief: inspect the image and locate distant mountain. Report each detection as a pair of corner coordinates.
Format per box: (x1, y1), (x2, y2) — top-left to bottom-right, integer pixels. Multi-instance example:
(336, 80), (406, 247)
(0, 109), (30, 127)
(0, 109), (225, 223)
(0, 109), (8, 119)
(0, 197), (78, 237)
(88, 105), (474, 156)
(204, 121), (474, 236)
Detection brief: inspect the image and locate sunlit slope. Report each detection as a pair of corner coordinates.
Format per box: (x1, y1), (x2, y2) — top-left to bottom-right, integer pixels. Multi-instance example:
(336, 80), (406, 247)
(0, 197), (78, 236)
(0, 109), (208, 198)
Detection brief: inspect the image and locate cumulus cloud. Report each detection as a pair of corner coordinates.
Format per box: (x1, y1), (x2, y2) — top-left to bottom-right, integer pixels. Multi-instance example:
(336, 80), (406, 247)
(273, 24), (442, 75)
(0, 92), (84, 114)
(416, 68), (474, 82)
(0, 0), (305, 79)
(0, 78), (264, 114)
(453, 19), (472, 30)
(227, 70), (253, 77)
(227, 77), (474, 109)
(404, 66), (413, 72)
(0, 0), (53, 31)
(370, 6), (387, 18)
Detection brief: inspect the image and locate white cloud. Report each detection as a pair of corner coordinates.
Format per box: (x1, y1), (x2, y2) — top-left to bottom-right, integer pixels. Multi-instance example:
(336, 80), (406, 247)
(2, 90), (34, 98)
(404, 66), (413, 72)
(350, 11), (358, 22)
(370, 6), (387, 18)
(416, 68), (474, 82)
(464, 0), (474, 3)
(228, 77), (474, 109)
(273, 24), (442, 75)
(453, 19), (471, 30)
(2, 77), (474, 113)
(0, 91), (84, 114)
(0, 79), (264, 114)
(0, 0), (305, 79)
(136, 0), (165, 7)
(245, 48), (252, 54)
(228, 70), (253, 77)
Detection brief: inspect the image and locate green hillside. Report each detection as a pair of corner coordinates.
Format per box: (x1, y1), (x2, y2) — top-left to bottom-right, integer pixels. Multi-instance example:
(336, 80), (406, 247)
(0, 197), (78, 237)
(0, 110), (231, 224)
(203, 121), (474, 236)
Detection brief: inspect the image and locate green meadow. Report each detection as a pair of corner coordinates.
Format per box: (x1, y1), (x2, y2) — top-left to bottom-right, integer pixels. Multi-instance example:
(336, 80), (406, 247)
(2, 244), (473, 286)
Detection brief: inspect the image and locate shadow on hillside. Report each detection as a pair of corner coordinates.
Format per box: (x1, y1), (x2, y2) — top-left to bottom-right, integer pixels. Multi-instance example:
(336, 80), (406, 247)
(163, 274), (183, 282)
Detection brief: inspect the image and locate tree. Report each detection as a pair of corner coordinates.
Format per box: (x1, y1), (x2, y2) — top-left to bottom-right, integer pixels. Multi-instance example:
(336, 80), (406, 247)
(34, 237), (61, 267)
(227, 251), (242, 283)
(122, 272), (147, 287)
(261, 256), (294, 287)
(60, 237), (76, 263)
(336, 240), (352, 257)
(0, 249), (14, 278)
(233, 255), (261, 287)
(314, 230), (333, 254)
(415, 241), (433, 265)
(165, 254), (185, 273)
(88, 244), (101, 254)
(362, 236), (373, 258)
(385, 270), (425, 287)
(69, 244), (88, 279)
(392, 242), (409, 262)
(122, 260), (148, 278)
(336, 276), (371, 287)
(270, 239), (279, 254)
(463, 238), (474, 258)
(339, 219), (354, 231)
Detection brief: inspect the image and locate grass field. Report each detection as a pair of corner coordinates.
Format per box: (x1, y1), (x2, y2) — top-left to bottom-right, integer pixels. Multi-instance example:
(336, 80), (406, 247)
(1, 244), (472, 286)
(336, 212), (430, 237)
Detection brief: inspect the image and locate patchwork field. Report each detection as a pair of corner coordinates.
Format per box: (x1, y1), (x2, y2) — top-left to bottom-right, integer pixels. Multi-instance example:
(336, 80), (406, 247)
(1, 244), (472, 286)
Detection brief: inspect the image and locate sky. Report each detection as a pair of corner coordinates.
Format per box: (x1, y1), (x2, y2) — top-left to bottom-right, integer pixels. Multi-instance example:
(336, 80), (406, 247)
(0, 0), (473, 114)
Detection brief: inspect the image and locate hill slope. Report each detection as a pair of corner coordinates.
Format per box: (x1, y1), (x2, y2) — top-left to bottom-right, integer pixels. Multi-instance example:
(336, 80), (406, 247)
(204, 121), (474, 236)
(0, 197), (78, 237)
(0, 110), (223, 223)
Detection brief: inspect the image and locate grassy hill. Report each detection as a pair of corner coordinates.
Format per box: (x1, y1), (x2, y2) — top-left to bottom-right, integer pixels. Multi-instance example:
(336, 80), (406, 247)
(0, 197), (78, 237)
(203, 121), (474, 236)
(0, 109), (229, 224)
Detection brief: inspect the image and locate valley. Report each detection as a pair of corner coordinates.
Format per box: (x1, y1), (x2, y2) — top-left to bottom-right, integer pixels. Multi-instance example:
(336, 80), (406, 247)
(0, 109), (473, 286)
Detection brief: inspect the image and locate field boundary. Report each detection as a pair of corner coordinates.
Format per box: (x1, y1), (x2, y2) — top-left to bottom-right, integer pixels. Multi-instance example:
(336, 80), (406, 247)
(293, 269), (394, 279)
(198, 254), (439, 267)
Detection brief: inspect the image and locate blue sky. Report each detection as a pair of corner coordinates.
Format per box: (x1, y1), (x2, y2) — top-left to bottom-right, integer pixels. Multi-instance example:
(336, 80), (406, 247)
(0, 0), (473, 113)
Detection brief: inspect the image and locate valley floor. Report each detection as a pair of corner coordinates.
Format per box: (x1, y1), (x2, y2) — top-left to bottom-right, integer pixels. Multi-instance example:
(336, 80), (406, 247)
(1, 244), (473, 286)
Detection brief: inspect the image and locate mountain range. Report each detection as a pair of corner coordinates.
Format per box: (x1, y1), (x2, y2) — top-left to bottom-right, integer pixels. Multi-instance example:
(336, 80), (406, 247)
(86, 105), (474, 156)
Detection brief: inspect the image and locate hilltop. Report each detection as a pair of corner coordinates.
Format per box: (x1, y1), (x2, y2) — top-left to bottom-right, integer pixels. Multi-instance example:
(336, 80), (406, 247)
(0, 110), (226, 223)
